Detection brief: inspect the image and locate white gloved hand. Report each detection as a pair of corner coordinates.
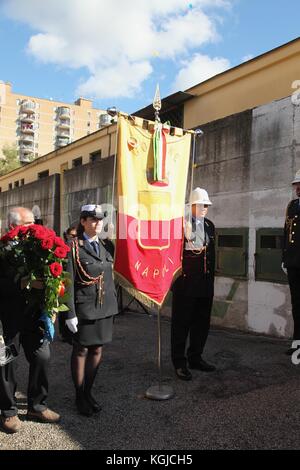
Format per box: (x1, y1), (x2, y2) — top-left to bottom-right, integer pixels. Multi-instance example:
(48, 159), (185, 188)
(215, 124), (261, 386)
(66, 317), (78, 333)
(281, 262), (287, 275)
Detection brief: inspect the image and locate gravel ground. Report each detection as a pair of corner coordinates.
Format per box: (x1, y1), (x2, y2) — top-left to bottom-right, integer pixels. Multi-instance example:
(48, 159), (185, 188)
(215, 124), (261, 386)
(1, 311), (300, 450)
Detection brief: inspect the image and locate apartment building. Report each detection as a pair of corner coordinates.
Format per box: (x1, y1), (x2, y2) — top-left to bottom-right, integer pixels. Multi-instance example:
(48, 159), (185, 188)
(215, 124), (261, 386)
(0, 81), (110, 162)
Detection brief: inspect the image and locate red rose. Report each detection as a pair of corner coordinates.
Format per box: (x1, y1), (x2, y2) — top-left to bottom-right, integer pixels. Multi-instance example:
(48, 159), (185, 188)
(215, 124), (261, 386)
(53, 246), (68, 259)
(29, 224), (47, 240)
(49, 262), (63, 278)
(18, 226), (30, 237)
(54, 236), (66, 248)
(41, 237), (54, 250)
(4, 227), (20, 241)
(45, 228), (56, 239)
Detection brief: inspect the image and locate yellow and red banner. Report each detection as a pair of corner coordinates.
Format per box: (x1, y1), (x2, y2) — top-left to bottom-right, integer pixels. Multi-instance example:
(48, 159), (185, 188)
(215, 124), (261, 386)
(114, 115), (191, 307)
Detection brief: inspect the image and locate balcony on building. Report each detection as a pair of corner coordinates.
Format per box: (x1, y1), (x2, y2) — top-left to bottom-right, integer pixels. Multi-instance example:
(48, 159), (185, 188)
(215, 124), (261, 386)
(19, 151), (33, 163)
(57, 106), (70, 119)
(20, 113), (36, 124)
(99, 113), (111, 128)
(57, 119), (71, 130)
(57, 129), (70, 138)
(21, 123), (35, 134)
(20, 140), (34, 152)
(56, 136), (70, 147)
(20, 134), (34, 144)
(21, 100), (36, 114)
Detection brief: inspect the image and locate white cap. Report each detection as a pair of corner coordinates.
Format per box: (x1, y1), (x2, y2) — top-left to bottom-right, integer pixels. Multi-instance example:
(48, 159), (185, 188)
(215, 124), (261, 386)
(80, 204), (107, 219)
(292, 170), (300, 184)
(189, 187), (212, 205)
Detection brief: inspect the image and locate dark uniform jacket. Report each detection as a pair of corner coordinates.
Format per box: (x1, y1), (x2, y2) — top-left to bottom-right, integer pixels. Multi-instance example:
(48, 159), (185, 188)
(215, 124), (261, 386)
(0, 255), (45, 342)
(66, 236), (118, 321)
(283, 198), (300, 268)
(172, 218), (215, 298)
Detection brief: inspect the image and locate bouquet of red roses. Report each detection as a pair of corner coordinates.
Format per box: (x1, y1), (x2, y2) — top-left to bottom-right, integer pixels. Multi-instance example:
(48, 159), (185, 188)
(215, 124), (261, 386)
(0, 224), (71, 339)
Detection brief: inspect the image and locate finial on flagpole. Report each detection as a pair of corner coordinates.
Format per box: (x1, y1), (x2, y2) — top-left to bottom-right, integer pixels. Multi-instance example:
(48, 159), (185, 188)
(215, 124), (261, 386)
(153, 84), (161, 122)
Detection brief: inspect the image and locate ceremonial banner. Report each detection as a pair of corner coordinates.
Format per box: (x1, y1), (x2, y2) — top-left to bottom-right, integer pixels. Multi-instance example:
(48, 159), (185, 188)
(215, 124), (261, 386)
(114, 115), (191, 307)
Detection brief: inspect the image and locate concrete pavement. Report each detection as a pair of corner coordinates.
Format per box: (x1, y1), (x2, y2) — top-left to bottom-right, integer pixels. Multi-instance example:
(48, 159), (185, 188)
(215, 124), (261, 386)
(1, 311), (299, 450)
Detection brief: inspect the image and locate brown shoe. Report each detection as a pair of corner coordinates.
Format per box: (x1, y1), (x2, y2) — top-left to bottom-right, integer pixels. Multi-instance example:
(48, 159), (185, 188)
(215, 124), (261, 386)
(0, 415), (22, 433)
(26, 408), (61, 423)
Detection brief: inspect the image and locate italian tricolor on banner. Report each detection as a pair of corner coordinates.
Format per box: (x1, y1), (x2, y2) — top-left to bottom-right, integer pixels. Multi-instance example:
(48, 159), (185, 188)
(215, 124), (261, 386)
(114, 115), (191, 307)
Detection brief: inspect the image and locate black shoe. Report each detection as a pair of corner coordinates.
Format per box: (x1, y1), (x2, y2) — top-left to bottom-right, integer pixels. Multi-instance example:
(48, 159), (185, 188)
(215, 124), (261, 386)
(75, 395), (94, 417)
(189, 358), (216, 372)
(85, 393), (102, 413)
(175, 366), (192, 381)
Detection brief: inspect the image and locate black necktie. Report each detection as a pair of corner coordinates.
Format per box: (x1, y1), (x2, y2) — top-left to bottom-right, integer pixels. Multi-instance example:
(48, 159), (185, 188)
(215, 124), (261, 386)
(90, 240), (99, 256)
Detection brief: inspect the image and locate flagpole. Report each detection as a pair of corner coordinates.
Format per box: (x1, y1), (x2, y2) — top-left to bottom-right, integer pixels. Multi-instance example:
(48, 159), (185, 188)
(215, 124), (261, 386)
(145, 84), (174, 401)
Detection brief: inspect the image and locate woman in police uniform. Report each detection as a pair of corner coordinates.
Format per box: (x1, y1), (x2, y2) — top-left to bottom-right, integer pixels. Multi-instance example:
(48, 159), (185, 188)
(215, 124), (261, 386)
(65, 204), (118, 416)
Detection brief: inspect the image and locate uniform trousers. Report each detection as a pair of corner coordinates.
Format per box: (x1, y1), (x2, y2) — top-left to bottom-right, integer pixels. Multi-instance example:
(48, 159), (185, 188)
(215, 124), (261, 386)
(287, 267), (300, 340)
(0, 317), (50, 418)
(171, 290), (213, 368)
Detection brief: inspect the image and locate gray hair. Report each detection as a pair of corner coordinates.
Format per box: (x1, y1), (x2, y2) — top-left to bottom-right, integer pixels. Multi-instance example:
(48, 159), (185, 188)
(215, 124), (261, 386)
(7, 210), (21, 227)
(7, 207), (34, 228)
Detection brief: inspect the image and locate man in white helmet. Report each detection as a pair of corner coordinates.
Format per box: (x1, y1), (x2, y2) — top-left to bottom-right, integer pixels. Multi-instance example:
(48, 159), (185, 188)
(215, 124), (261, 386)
(171, 187), (216, 380)
(282, 170), (300, 355)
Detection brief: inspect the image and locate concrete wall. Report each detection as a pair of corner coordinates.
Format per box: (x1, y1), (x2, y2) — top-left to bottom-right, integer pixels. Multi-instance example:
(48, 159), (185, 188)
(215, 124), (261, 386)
(187, 95), (300, 338)
(0, 174), (60, 233)
(61, 157), (115, 230)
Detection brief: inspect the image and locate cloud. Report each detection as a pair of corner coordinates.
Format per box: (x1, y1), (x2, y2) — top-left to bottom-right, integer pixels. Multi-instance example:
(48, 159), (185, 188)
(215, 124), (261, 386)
(242, 54), (254, 62)
(173, 53), (230, 90)
(77, 61), (153, 99)
(2, 0), (231, 99)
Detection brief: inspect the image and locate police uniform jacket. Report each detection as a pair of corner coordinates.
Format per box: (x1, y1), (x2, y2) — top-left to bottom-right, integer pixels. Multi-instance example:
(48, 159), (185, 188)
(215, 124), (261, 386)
(283, 199), (300, 268)
(172, 218), (215, 298)
(66, 236), (118, 321)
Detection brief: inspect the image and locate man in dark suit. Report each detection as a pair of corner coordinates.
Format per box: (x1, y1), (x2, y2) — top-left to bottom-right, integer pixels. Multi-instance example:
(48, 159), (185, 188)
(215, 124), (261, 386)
(0, 207), (60, 434)
(171, 188), (216, 380)
(282, 171), (300, 355)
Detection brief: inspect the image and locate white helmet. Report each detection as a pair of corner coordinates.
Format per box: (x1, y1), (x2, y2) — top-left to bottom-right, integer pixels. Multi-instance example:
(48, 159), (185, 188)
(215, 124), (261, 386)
(189, 187), (212, 205)
(292, 169), (300, 184)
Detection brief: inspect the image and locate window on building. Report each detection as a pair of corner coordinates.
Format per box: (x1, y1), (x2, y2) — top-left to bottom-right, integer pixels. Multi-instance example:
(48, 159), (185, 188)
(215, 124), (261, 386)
(255, 228), (286, 283)
(38, 170), (49, 179)
(72, 157), (82, 168)
(0, 187), (2, 192)
(14, 181), (19, 188)
(87, 122), (91, 127)
(8, 183), (12, 190)
(20, 179), (25, 186)
(215, 228), (249, 278)
(90, 150), (102, 163)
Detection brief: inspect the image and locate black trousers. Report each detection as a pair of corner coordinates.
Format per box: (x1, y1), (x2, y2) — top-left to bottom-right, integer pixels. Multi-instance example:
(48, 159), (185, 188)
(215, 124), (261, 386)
(0, 324), (50, 418)
(171, 290), (213, 368)
(287, 267), (300, 340)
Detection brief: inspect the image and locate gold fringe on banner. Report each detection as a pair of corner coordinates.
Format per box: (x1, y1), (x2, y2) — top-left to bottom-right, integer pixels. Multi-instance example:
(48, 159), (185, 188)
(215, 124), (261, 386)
(113, 267), (183, 311)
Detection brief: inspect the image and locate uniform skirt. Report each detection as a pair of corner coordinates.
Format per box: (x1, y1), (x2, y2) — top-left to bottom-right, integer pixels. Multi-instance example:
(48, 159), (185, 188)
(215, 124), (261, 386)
(74, 315), (114, 347)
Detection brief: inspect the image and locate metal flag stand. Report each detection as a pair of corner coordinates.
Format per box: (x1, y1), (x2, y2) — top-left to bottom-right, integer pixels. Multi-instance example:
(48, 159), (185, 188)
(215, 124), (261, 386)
(145, 84), (174, 401)
(145, 306), (175, 400)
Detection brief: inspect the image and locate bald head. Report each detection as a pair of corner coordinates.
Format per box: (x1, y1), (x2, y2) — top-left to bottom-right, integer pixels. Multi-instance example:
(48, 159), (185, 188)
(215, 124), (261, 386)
(8, 207), (35, 228)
